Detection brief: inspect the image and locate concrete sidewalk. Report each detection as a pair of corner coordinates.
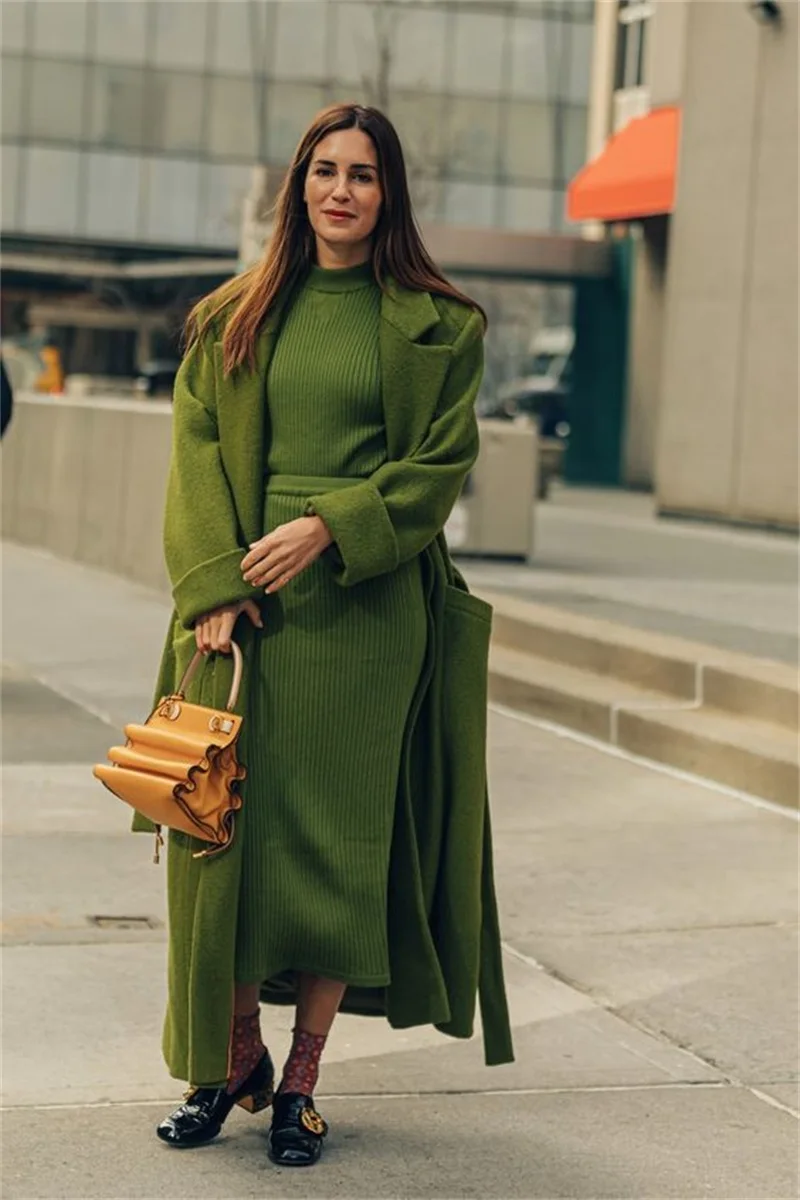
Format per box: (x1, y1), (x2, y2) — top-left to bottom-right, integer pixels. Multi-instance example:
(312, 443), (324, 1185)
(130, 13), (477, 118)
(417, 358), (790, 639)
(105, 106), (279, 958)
(459, 486), (799, 665)
(2, 542), (798, 1199)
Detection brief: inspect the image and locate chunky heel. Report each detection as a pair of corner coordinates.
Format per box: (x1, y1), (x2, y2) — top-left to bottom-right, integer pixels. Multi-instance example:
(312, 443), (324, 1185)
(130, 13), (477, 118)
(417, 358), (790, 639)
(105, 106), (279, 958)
(237, 1086), (273, 1114)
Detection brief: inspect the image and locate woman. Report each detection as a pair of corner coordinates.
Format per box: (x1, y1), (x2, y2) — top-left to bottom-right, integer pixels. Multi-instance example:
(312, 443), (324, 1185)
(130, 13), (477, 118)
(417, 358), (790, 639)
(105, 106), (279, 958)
(143, 103), (513, 1168)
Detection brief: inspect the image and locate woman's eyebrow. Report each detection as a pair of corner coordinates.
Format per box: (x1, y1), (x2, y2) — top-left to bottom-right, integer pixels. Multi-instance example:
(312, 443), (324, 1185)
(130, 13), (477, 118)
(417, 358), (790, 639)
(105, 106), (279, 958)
(313, 158), (377, 171)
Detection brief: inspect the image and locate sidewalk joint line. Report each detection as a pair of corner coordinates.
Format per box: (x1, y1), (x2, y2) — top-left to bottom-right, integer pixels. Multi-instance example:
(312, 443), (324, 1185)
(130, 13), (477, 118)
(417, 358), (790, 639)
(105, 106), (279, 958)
(0, 1081), (736, 1113)
(747, 1086), (800, 1120)
(22, 668), (117, 729)
(500, 942), (545, 971)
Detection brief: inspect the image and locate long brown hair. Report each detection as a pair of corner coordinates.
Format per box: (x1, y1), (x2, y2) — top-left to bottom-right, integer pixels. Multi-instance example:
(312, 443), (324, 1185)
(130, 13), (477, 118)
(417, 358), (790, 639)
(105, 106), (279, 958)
(187, 103), (485, 374)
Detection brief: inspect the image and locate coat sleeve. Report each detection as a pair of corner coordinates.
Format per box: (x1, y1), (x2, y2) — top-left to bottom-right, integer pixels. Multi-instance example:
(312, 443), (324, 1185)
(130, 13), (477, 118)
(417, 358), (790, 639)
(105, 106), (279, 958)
(306, 308), (483, 587)
(164, 334), (255, 629)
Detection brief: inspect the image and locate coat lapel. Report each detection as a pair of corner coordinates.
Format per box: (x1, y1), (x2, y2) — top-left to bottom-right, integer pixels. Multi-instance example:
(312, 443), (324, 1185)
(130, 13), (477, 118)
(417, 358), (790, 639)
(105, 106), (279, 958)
(380, 280), (452, 459)
(214, 310), (284, 545)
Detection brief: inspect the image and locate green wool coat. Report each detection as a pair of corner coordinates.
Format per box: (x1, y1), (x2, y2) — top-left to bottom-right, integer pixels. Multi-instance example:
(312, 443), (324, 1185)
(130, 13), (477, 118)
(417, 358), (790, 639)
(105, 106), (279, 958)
(136, 277), (514, 1084)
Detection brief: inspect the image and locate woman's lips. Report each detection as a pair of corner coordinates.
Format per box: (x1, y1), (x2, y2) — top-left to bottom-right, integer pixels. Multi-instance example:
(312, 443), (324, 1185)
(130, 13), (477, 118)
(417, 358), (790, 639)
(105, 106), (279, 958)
(324, 210), (356, 222)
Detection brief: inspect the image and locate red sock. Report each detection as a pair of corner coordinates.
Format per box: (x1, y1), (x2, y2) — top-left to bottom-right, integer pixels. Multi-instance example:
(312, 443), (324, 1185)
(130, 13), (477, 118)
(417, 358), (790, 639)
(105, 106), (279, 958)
(280, 1028), (327, 1096)
(227, 1010), (266, 1094)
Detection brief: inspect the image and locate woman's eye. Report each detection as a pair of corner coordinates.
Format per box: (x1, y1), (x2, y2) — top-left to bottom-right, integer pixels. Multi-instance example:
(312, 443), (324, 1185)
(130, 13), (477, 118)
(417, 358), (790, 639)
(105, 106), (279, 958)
(354, 173), (374, 184)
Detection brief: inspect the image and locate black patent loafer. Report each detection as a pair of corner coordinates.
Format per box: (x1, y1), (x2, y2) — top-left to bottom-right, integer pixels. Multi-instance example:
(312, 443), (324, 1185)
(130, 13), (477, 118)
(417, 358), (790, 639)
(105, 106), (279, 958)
(268, 1091), (328, 1166)
(156, 1052), (274, 1147)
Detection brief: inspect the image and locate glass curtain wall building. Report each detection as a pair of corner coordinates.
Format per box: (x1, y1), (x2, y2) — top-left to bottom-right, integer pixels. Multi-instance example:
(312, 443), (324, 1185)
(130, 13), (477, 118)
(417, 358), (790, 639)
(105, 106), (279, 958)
(1, 0), (593, 251)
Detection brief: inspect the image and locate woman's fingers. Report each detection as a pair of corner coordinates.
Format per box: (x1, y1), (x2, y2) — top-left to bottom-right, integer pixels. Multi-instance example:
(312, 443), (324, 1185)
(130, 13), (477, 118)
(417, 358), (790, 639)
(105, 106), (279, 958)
(241, 600), (264, 628)
(264, 551), (317, 593)
(263, 565), (296, 592)
(196, 617), (211, 653)
(254, 555), (295, 590)
(194, 600), (264, 657)
(213, 611), (237, 653)
(241, 536), (272, 578)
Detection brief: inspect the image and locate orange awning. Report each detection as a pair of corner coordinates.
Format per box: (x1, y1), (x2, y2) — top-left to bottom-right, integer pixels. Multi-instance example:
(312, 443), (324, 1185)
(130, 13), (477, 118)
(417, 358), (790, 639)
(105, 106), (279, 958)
(567, 106), (681, 223)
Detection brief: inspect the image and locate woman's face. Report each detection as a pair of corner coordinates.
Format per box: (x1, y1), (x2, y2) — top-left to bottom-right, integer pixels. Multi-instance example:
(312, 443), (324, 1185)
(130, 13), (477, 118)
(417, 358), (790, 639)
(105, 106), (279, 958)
(304, 128), (383, 261)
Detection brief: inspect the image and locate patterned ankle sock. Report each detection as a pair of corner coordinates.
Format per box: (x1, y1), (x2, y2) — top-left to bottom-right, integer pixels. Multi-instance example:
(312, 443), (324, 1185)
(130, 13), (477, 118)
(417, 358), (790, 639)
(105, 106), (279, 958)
(280, 1028), (328, 1096)
(227, 1010), (267, 1095)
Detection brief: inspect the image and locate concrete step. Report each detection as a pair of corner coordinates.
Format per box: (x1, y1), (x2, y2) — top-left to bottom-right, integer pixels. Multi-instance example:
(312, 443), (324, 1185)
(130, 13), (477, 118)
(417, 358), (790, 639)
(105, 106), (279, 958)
(480, 590), (798, 731)
(617, 705), (799, 810)
(487, 645), (799, 810)
(488, 643), (670, 743)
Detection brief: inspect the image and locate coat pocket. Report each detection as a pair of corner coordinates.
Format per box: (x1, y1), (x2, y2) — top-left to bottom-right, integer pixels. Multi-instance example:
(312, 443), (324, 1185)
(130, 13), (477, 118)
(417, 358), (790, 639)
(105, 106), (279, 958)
(441, 584), (492, 756)
(443, 585), (493, 629)
(433, 584), (493, 1036)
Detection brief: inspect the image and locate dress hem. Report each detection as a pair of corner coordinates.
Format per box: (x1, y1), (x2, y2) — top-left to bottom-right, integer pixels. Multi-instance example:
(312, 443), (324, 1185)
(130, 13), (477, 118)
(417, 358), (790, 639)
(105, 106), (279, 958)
(236, 963), (391, 990)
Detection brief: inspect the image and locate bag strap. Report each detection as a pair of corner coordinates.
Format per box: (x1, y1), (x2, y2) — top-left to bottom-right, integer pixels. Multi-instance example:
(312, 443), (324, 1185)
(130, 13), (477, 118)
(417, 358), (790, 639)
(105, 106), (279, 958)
(175, 641), (243, 712)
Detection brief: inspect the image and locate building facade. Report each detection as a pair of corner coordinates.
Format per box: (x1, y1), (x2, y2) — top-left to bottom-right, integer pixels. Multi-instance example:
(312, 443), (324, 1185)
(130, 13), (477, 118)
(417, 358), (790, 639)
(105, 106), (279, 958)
(1, 0), (594, 251)
(570, 0), (798, 529)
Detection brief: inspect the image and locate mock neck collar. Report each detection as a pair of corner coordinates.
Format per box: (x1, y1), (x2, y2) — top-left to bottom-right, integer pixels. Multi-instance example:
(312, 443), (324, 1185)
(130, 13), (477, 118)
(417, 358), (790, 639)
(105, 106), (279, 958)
(307, 261), (375, 293)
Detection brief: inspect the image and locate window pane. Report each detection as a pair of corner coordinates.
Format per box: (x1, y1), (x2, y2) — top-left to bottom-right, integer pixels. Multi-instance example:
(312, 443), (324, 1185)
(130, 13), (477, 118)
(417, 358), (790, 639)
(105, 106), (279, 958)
(389, 92), (448, 183)
(143, 157), (200, 244)
(32, 0), (88, 58)
(561, 104), (588, 183)
(266, 82), (327, 164)
(273, 1), (328, 82)
(409, 175), (443, 223)
(451, 13), (506, 96)
(511, 15), (564, 102)
(502, 101), (555, 183)
(1, 143), (20, 227)
(570, 1), (595, 19)
(566, 20), (593, 103)
(198, 162), (252, 247)
(91, 65), (147, 151)
(515, 1), (593, 16)
(94, 1), (148, 64)
(152, 1), (208, 70)
(333, 2), (378, 87)
(85, 151), (141, 240)
(207, 76), (259, 160)
(1, 2), (28, 52)
(501, 184), (557, 232)
(22, 146), (82, 234)
(443, 180), (496, 228)
(29, 59), (86, 141)
(210, 0), (266, 75)
(148, 72), (205, 155)
(390, 7), (447, 90)
(1, 55), (23, 138)
(446, 97), (501, 181)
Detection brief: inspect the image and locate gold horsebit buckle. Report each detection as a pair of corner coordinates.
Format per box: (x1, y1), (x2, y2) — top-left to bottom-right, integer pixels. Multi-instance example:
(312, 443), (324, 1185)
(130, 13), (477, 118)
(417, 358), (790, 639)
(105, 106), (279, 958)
(300, 1106), (327, 1136)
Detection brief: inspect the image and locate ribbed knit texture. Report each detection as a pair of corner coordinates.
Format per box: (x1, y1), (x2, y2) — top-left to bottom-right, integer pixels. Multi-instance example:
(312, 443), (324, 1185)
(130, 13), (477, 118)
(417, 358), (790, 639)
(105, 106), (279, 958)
(265, 262), (386, 479)
(234, 263), (427, 990)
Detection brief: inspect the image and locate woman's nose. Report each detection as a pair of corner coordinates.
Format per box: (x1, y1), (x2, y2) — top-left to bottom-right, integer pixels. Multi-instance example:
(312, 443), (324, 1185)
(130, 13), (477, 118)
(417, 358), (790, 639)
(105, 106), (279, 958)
(331, 175), (351, 201)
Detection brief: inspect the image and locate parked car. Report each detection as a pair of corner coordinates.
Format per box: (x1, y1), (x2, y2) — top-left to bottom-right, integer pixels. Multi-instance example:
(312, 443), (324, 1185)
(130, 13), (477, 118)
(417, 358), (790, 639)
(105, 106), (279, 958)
(134, 359), (180, 398)
(480, 327), (574, 497)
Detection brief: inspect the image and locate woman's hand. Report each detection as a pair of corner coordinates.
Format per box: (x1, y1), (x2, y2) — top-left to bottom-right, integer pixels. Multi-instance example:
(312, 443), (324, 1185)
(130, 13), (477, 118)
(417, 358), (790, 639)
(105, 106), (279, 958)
(195, 599), (263, 654)
(240, 516), (333, 594)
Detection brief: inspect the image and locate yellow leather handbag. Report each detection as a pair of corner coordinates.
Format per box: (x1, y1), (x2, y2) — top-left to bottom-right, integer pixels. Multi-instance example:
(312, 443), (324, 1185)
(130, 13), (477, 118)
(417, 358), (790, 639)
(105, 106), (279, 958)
(93, 643), (246, 863)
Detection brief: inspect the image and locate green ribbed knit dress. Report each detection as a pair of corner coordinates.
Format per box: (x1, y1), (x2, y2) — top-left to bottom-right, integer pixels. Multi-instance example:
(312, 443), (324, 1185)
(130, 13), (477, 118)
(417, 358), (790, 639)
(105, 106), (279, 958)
(234, 262), (427, 994)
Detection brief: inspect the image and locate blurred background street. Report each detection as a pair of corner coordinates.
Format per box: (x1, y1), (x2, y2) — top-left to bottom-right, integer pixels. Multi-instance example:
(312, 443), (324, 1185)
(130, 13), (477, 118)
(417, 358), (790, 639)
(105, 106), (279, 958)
(1, 0), (798, 1196)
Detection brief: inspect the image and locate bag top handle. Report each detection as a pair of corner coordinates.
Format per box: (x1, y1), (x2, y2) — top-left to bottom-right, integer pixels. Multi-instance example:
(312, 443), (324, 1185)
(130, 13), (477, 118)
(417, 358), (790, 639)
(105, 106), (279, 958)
(175, 641), (243, 713)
